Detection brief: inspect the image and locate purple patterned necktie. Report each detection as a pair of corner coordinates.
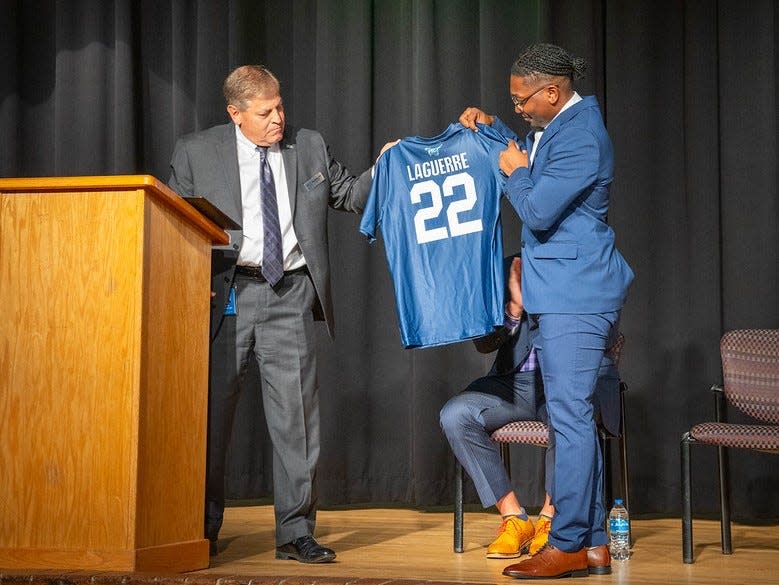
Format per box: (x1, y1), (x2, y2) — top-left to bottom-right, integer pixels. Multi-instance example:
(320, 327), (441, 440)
(257, 146), (283, 285)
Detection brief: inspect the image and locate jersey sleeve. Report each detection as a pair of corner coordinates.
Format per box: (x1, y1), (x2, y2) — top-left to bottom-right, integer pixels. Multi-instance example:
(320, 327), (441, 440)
(489, 117), (520, 143)
(474, 124), (510, 190)
(358, 152), (391, 243)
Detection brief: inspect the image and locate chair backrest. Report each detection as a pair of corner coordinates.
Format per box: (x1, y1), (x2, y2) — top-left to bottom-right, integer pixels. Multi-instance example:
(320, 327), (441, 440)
(720, 329), (779, 424)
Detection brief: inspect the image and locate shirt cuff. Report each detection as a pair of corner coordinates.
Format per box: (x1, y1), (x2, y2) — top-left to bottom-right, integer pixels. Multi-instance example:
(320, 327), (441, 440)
(504, 307), (522, 333)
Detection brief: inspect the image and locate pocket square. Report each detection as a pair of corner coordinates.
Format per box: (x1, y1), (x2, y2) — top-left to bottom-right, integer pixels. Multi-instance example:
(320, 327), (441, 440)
(304, 172), (325, 191)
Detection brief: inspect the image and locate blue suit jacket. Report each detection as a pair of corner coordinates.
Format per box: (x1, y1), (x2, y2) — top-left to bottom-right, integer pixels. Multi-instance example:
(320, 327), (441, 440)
(493, 96), (634, 314)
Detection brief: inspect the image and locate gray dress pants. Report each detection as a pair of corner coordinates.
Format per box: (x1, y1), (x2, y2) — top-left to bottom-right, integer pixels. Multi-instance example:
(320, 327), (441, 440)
(206, 269), (319, 546)
(440, 368), (546, 507)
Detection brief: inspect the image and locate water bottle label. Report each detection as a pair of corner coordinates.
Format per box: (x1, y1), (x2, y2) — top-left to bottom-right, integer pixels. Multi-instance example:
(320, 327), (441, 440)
(609, 518), (629, 533)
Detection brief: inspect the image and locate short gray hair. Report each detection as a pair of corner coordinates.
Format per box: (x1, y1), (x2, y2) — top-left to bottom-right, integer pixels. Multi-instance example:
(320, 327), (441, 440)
(223, 65), (280, 110)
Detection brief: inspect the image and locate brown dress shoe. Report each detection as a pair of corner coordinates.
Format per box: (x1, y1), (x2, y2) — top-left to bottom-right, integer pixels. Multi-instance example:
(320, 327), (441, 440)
(503, 543), (588, 579)
(587, 544), (612, 575)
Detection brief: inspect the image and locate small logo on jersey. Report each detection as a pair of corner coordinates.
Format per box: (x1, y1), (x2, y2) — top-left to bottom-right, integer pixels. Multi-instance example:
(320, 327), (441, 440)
(425, 144), (442, 157)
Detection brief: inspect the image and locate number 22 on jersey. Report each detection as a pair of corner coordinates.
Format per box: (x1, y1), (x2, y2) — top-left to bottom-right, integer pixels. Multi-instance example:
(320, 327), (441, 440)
(410, 171), (482, 244)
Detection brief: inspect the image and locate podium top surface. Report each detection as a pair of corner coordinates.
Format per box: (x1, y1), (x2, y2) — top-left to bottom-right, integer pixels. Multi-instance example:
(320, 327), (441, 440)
(0, 175), (229, 245)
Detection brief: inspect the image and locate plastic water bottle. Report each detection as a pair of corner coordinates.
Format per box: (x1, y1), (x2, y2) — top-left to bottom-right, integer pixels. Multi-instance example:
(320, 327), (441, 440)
(608, 498), (630, 560)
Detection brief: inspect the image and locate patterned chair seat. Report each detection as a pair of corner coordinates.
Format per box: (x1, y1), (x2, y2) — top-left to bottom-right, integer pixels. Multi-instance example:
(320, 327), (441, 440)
(690, 421), (779, 452)
(490, 420), (550, 447)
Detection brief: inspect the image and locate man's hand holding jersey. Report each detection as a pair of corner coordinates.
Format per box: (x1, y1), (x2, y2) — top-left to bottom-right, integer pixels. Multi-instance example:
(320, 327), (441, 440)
(459, 107), (528, 177)
(458, 107), (495, 131)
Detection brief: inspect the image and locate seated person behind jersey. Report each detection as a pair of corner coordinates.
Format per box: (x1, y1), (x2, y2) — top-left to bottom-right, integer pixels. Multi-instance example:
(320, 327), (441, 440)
(439, 256), (620, 570)
(440, 255), (550, 558)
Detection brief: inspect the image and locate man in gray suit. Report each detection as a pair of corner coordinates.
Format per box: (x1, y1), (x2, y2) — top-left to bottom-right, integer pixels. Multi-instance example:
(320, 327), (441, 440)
(168, 65), (395, 563)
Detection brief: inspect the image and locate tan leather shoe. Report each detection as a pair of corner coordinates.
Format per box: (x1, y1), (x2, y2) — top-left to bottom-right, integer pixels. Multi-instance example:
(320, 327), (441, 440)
(487, 515), (535, 559)
(503, 543), (588, 579)
(587, 544), (611, 574)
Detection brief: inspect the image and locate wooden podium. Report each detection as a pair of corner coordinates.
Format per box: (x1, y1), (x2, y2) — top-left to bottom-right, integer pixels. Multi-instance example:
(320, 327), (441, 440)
(0, 176), (229, 572)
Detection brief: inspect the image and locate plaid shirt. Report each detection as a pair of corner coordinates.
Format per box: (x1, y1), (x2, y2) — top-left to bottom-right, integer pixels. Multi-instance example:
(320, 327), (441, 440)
(518, 347), (538, 372)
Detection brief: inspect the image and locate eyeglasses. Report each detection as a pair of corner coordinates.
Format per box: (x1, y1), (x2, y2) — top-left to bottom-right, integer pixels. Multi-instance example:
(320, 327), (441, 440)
(511, 84), (554, 109)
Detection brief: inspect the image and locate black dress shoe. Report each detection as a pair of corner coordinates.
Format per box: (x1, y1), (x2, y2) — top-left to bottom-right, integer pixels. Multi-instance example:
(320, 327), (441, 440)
(276, 535), (336, 563)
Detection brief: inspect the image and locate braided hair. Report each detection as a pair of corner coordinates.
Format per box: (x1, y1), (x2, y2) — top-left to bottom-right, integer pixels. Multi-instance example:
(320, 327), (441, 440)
(510, 43), (587, 83)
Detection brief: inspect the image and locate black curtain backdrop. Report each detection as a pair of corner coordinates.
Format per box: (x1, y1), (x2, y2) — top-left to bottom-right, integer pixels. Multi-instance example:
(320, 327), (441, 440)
(2, 0), (777, 521)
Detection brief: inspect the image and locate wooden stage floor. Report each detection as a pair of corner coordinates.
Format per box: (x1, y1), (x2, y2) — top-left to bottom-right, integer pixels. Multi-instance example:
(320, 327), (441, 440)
(199, 504), (778, 584)
(1, 505), (777, 585)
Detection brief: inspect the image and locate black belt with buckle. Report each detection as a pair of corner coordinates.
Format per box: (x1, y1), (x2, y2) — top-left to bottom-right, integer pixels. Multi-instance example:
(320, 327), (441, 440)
(234, 264), (308, 281)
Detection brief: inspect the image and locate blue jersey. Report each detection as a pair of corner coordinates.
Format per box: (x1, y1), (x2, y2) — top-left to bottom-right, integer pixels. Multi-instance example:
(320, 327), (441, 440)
(360, 123), (508, 348)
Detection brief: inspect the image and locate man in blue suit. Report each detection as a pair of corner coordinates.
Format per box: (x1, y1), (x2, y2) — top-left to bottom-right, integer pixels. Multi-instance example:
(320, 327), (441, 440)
(440, 255), (620, 573)
(460, 43), (634, 579)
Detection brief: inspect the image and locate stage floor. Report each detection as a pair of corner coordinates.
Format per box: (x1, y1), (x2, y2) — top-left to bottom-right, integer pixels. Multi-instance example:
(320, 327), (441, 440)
(2, 505), (778, 585)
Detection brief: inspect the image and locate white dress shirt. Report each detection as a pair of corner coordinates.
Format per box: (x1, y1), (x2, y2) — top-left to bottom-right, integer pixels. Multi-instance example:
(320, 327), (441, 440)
(235, 125), (306, 271)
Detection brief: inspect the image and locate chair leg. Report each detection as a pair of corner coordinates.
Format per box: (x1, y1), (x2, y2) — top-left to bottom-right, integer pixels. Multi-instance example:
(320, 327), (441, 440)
(717, 445), (732, 554)
(713, 383), (732, 555)
(618, 381), (631, 546)
(500, 442), (511, 477)
(454, 460), (464, 553)
(598, 432), (613, 539)
(601, 433), (613, 511)
(681, 432), (694, 563)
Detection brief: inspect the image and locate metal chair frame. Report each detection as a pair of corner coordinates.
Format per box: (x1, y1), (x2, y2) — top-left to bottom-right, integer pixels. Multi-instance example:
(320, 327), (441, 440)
(681, 384), (731, 563)
(680, 328), (779, 564)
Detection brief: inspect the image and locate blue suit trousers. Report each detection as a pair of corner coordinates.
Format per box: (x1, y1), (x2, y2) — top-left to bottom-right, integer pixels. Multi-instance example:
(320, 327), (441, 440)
(531, 312), (620, 552)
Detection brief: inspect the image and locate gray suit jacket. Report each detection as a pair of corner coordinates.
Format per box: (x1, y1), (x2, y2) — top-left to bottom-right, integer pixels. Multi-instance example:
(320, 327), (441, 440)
(168, 122), (373, 338)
